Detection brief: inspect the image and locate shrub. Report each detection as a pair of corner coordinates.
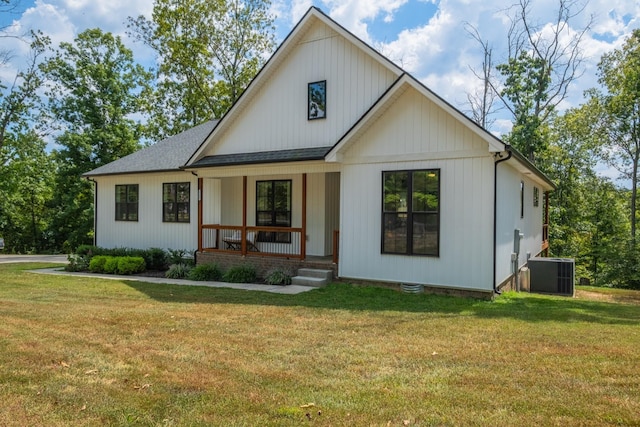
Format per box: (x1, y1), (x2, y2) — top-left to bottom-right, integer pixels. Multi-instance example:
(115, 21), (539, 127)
(75, 245), (98, 257)
(188, 263), (222, 281)
(265, 267), (293, 286)
(66, 245), (98, 272)
(144, 248), (169, 271)
(103, 257), (119, 274)
(66, 254), (90, 272)
(167, 249), (195, 267)
(223, 264), (257, 283)
(117, 257), (146, 275)
(89, 255), (110, 273)
(101, 247), (130, 258)
(165, 263), (193, 279)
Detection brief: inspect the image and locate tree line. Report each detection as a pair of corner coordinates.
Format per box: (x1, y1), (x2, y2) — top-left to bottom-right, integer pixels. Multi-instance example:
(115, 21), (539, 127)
(0, 0), (276, 253)
(1, 0), (639, 288)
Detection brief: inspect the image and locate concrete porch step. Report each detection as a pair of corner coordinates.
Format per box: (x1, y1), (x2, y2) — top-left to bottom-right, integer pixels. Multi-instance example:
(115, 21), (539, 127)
(291, 268), (334, 287)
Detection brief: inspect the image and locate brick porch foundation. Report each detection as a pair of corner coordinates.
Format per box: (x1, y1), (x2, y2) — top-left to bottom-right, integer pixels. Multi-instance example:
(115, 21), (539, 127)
(196, 252), (338, 280)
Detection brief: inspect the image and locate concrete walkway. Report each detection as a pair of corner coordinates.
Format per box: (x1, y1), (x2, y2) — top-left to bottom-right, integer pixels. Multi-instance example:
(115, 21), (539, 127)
(27, 267), (316, 295)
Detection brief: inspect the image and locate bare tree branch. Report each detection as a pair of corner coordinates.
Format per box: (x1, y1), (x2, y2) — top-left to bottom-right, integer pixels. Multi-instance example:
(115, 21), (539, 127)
(463, 23), (502, 128)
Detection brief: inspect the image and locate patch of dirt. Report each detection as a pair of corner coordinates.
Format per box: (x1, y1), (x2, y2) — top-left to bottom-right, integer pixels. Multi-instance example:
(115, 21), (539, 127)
(576, 289), (640, 305)
(575, 290), (615, 302)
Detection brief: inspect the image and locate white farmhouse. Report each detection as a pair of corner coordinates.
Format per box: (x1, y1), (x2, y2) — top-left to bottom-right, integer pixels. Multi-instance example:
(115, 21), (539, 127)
(84, 7), (554, 297)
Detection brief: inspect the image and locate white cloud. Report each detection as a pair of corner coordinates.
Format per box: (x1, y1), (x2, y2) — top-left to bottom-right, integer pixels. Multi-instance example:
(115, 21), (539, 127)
(8, 0), (75, 50)
(363, 0), (639, 131)
(309, 0), (408, 43)
(3, 0), (639, 133)
(290, 0), (314, 23)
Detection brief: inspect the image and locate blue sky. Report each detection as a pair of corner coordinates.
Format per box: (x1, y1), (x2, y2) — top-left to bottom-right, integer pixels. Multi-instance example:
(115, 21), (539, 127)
(1, 0), (639, 146)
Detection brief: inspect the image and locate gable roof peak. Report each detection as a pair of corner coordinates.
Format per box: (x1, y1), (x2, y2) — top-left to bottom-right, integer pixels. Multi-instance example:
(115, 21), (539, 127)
(185, 5), (404, 166)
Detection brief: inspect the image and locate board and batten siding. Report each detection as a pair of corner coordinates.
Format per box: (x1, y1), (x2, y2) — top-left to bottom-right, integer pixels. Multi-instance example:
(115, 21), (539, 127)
(95, 173), (199, 251)
(495, 164), (545, 286)
(203, 19), (399, 157)
(339, 158), (495, 290)
(336, 86), (496, 291)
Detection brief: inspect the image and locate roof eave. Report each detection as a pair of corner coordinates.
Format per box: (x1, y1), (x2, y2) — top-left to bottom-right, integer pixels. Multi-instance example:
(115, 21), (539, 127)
(505, 146), (557, 191)
(82, 168), (188, 178)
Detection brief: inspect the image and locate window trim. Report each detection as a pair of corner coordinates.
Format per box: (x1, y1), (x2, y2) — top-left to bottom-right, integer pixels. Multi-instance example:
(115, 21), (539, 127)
(162, 182), (191, 223)
(115, 184), (139, 222)
(381, 169), (440, 257)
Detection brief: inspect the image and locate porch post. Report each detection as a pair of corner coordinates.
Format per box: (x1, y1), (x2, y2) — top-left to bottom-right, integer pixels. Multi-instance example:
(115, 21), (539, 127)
(301, 173), (307, 260)
(198, 178), (203, 252)
(242, 176), (248, 255)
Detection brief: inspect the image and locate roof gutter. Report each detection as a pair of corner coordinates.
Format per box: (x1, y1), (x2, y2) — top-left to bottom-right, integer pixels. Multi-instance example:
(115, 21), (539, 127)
(493, 148), (512, 295)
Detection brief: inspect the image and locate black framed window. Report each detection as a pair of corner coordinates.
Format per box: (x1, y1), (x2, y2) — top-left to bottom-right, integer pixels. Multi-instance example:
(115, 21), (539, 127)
(382, 170), (440, 256)
(115, 184), (139, 221)
(163, 182), (190, 223)
(256, 180), (291, 243)
(308, 80), (326, 120)
(533, 186), (539, 207)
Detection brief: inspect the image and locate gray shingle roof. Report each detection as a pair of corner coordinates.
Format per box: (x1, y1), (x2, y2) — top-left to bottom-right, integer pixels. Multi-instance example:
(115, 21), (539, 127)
(188, 146), (333, 168)
(82, 120), (218, 177)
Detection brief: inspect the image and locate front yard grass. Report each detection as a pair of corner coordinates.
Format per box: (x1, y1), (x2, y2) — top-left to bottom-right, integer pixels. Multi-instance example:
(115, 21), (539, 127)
(1, 263), (639, 426)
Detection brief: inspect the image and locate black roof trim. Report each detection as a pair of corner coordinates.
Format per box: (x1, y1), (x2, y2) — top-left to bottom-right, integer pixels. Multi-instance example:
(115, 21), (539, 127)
(186, 146), (333, 168)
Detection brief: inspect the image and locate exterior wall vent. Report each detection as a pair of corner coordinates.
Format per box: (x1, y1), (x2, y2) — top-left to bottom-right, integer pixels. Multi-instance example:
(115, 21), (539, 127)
(527, 257), (575, 297)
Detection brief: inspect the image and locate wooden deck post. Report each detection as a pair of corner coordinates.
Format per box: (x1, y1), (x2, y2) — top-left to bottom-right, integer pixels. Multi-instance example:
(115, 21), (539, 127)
(242, 176), (248, 255)
(198, 178), (203, 252)
(301, 173), (307, 260)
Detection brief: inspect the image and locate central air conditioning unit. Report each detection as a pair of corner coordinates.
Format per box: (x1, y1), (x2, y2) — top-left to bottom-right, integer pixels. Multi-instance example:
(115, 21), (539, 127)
(527, 257), (575, 297)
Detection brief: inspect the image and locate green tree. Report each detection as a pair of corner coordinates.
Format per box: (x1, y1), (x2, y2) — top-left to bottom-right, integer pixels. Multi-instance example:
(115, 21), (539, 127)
(0, 131), (55, 252)
(583, 180), (629, 286)
(543, 101), (636, 288)
(128, 0), (276, 138)
(497, 52), (551, 159)
(0, 32), (49, 155)
(540, 105), (598, 276)
(41, 29), (151, 251)
(0, 32), (52, 252)
(593, 29), (640, 241)
(467, 0), (592, 161)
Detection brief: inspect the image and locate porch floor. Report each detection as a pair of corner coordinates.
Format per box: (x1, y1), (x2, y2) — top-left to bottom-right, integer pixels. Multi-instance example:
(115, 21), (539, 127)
(303, 255), (334, 264)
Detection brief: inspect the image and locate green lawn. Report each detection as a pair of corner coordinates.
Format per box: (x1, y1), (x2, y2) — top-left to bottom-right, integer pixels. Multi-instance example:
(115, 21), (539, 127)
(1, 263), (639, 426)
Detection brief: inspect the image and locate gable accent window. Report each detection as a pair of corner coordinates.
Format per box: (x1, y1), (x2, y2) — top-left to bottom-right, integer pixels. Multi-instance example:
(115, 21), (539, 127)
(382, 169), (440, 256)
(163, 182), (190, 223)
(256, 180), (292, 243)
(115, 184), (139, 221)
(308, 80), (326, 120)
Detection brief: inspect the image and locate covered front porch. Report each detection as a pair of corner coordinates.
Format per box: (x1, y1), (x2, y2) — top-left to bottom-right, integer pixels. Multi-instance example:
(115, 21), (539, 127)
(194, 169), (341, 265)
